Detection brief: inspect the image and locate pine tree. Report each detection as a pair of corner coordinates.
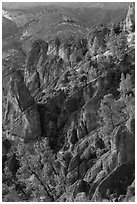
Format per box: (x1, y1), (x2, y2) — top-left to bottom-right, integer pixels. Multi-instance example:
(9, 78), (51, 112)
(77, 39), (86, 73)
(99, 94), (126, 137)
(118, 73), (133, 96)
(106, 31), (128, 60)
(16, 138), (58, 201)
(118, 73), (135, 131)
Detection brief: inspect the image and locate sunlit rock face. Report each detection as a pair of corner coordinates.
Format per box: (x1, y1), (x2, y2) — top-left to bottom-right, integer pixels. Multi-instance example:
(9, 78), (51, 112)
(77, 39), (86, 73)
(124, 2), (135, 32)
(58, 46), (68, 62)
(5, 71), (41, 143)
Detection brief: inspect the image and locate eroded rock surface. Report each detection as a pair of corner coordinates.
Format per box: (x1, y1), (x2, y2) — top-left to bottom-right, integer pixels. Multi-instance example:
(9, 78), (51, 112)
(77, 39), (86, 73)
(2, 3), (135, 202)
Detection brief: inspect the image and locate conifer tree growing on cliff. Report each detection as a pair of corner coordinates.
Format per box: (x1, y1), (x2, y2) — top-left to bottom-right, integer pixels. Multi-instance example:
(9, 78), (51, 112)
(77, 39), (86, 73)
(15, 138), (58, 201)
(99, 94), (127, 139)
(99, 72), (134, 140)
(118, 73), (135, 131)
(106, 31), (128, 61)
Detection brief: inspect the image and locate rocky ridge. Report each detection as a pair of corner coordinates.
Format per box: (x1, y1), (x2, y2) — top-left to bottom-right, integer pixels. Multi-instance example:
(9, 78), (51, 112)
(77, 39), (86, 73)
(2, 3), (135, 202)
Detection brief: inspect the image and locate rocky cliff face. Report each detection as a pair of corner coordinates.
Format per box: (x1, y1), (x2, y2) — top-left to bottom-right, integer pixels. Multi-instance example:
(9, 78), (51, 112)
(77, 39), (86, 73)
(4, 70), (41, 143)
(124, 2), (135, 32)
(2, 3), (135, 202)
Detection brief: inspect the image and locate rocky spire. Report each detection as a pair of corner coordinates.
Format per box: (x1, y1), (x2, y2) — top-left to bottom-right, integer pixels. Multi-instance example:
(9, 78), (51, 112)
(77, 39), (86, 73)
(8, 71), (41, 143)
(124, 2), (135, 32)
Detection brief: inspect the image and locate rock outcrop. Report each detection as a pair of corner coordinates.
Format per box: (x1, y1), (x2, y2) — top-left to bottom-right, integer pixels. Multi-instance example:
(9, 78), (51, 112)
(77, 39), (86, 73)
(2, 3), (135, 202)
(92, 163), (135, 202)
(124, 2), (135, 32)
(7, 70), (41, 143)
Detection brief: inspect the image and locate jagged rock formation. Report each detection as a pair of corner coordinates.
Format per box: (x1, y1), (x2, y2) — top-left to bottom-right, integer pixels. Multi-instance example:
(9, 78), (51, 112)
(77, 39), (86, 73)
(2, 2), (135, 202)
(92, 163), (134, 202)
(5, 70), (41, 143)
(124, 2), (135, 32)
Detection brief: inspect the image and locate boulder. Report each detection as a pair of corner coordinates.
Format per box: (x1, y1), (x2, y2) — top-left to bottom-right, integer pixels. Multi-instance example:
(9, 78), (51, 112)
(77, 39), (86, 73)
(92, 163), (135, 201)
(69, 128), (78, 145)
(66, 166), (79, 185)
(94, 170), (107, 184)
(124, 179), (135, 201)
(77, 126), (85, 139)
(88, 170), (106, 199)
(2, 155), (7, 173)
(2, 139), (12, 155)
(114, 126), (135, 164)
(80, 121), (88, 136)
(63, 151), (72, 168)
(81, 146), (97, 161)
(76, 139), (89, 155)
(78, 161), (88, 178)
(8, 153), (20, 177)
(86, 159), (95, 169)
(95, 137), (105, 150)
(126, 117), (135, 133)
(74, 192), (88, 202)
(73, 180), (90, 198)
(84, 151), (109, 183)
(68, 154), (81, 172)
(26, 71), (40, 94)
(84, 158), (102, 183)
(105, 151), (118, 173)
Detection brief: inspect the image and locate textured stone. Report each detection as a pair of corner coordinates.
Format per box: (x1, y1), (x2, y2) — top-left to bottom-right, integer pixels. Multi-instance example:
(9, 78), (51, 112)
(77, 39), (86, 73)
(81, 146), (97, 160)
(10, 71), (34, 112)
(87, 159), (95, 169)
(80, 89), (105, 133)
(74, 192), (88, 202)
(64, 89), (83, 115)
(73, 180), (90, 198)
(77, 126), (85, 139)
(2, 139), (12, 155)
(124, 2), (135, 32)
(69, 128), (78, 145)
(88, 170), (106, 199)
(23, 106), (41, 143)
(114, 126), (135, 165)
(63, 151), (72, 168)
(78, 161), (88, 178)
(76, 139), (89, 155)
(95, 137), (105, 149)
(9, 71), (41, 142)
(125, 179), (135, 201)
(68, 154), (81, 172)
(84, 158), (102, 183)
(2, 8), (135, 202)
(67, 167), (79, 185)
(92, 163), (135, 202)
(8, 153), (20, 176)
(84, 151), (109, 183)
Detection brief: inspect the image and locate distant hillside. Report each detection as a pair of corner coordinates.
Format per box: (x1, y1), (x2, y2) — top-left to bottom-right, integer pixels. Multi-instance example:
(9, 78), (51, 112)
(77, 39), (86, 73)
(21, 6), (128, 50)
(2, 2), (130, 10)
(2, 17), (18, 39)
(2, 2), (130, 57)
